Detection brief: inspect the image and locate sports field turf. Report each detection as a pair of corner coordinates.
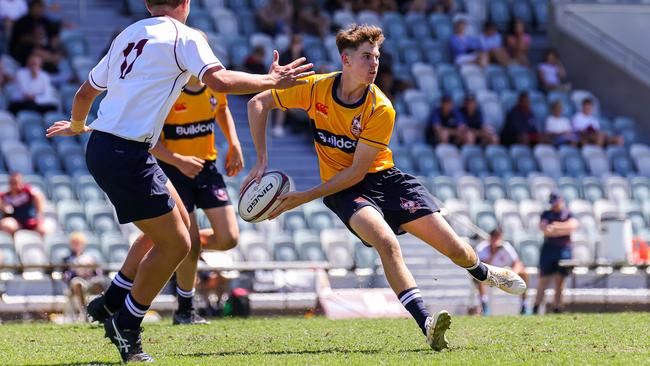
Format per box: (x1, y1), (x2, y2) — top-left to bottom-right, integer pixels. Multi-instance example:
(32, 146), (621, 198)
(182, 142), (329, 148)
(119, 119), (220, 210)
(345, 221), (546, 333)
(0, 312), (648, 365)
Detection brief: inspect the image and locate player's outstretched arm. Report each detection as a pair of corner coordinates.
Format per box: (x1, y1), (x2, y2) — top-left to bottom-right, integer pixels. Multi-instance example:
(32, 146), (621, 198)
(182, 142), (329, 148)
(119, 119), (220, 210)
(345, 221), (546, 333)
(240, 90), (277, 191)
(203, 51), (314, 95)
(45, 81), (102, 137)
(267, 143), (380, 220)
(215, 104), (244, 177)
(149, 141), (204, 179)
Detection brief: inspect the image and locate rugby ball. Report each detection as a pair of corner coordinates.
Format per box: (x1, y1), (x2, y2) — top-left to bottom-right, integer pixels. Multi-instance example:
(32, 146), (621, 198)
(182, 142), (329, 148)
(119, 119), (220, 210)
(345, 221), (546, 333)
(238, 171), (291, 222)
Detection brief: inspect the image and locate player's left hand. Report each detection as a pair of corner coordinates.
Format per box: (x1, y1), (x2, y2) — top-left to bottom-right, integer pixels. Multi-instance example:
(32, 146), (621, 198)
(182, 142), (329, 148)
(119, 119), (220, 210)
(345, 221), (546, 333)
(225, 144), (244, 177)
(267, 191), (309, 220)
(46, 120), (91, 137)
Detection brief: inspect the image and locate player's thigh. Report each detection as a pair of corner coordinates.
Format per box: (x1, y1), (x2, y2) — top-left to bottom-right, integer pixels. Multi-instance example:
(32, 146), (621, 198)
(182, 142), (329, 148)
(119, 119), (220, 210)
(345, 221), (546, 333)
(133, 206), (190, 256)
(349, 206), (400, 253)
(203, 205), (239, 249)
(0, 217), (18, 230)
(400, 212), (468, 258)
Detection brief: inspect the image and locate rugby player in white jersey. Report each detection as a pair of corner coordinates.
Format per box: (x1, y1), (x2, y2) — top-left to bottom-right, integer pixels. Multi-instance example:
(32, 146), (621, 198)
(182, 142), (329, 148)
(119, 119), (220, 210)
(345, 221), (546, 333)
(46, 0), (312, 362)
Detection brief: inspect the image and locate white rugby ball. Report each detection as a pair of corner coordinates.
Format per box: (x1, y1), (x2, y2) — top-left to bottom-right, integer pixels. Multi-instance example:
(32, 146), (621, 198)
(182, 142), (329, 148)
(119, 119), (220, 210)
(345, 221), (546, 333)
(238, 171), (291, 222)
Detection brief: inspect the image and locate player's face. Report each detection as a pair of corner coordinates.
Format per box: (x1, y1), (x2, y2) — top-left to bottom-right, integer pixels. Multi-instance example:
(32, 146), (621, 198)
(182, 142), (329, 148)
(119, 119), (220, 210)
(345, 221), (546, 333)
(346, 42), (380, 85)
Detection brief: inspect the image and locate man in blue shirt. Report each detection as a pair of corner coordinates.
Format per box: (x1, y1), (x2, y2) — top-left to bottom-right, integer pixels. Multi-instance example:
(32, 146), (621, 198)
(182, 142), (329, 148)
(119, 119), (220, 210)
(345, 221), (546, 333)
(426, 95), (470, 145)
(533, 193), (579, 314)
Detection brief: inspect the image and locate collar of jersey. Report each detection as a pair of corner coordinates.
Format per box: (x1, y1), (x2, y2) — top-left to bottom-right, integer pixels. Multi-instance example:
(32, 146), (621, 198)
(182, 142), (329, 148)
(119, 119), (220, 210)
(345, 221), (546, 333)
(331, 73), (369, 109)
(182, 85), (207, 95)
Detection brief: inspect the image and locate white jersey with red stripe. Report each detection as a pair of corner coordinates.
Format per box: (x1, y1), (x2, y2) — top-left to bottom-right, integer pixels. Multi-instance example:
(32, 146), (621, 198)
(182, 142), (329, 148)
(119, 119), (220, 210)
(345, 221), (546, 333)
(87, 15), (222, 145)
(475, 241), (520, 268)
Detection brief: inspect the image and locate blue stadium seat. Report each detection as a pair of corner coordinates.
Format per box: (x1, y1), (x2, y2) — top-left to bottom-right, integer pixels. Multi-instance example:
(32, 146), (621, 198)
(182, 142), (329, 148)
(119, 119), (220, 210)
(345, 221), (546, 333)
(604, 176), (631, 204)
(461, 145), (489, 176)
(420, 39), (449, 65)
(488, 0), (512, 31)
(606, 146), (636, 177)
(398, 39), (423, 66)
(486, 145), (514, 176)
(530, 175), (557, 202)
(478, 92), (505, 133)
(471, 200), (499, 232)
(358, 10), (383, 27)
(48, 175), (76, 202)
(581, 177), (605, 203)
(483, 176), (507, 202)
(354, 240), (379, 269)
(508, 67), (537, 92)
(510, 145), (538, 176)
(558, 145), (587, 178)
(533, 144), (561, 177)
(519, 199), (543, 230)
(429, 13), (453, 40)
(530, 0), (549, 31)
(406, 13), (432, 39)
(431, 176), (457, 202)
(511, 0), (534, 27)
(61, 31), (90, 57)
(631, 177), (650, 202)
(547, 90), (574, 117)
(457, 175), (484, 202)
(557, 176), (581, 202)
(435, 144), (464, 176)
(293, 229), (326, 261)
(271, 233), (298, 262)
(211, 8), (239, 37)
(383, 12), (408, 39)
(282, 209), (308, 232)
(333, 9), (355, 29)
(187, 9), (216, 32)
(321, 229), (354, 269)
(507, 176), (532, 202)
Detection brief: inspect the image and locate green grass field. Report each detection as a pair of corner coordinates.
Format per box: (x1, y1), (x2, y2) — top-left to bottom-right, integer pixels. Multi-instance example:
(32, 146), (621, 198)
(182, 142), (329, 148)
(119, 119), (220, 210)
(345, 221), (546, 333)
(0, 313), (648, 365)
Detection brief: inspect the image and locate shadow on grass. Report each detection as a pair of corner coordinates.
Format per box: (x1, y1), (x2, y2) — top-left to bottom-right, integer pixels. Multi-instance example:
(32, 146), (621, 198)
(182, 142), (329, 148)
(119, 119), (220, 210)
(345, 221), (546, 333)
(180, 348), (432, 357)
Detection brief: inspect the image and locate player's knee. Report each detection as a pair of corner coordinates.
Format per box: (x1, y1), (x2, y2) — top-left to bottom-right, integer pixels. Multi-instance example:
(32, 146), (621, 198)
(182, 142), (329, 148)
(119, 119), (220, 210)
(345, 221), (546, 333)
(222, 230), (239, 251)
(372, 237), (402, 259)
(188, 238), (201, 259)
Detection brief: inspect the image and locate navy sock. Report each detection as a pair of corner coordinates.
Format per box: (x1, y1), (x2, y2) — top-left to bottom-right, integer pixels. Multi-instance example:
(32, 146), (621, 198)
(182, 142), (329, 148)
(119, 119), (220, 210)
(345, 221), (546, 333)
(105, 271), (133, 312)
(398, 287), (430, 335)
(116, 293), (149, 330)
(465, 258), (489, 281)
(176, 286), (195, 313)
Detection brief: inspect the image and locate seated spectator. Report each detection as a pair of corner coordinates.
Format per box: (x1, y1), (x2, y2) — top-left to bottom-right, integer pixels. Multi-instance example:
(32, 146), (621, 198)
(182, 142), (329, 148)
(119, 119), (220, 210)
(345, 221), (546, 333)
(9, 53), (58, 115)
(538, 49), (570, 93)
(460, 95), (498, 145)
(506, 19), (531, 66)
(0, 172), (45, 236)
(500, 91), (539, 146)
(479, 21), (510, 66)
(544, 101), (578, 146)
(426, 95), (470, 145)
(243, 45), (266, 75)
(474, 228), (529, 315)
(9, 0), (61, 66)
(572, 98), (623, 146)
(450, 19), (487, 67)
(294, 0), (331, 39)
(63, 232), (106, 321)
(256, 0), (292, 36)
(0, 0), (27, 34)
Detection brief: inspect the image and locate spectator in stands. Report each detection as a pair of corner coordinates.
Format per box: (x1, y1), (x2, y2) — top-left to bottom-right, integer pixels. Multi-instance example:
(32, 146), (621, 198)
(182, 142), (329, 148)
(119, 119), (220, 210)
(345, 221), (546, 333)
(243, 45), (267, 75)
(475, 228), (529, 315)
(450, 19), (487, 67)
(533, 193), (579, 314)
(63, 231), (106, 321)
(294, 0), (331, 39)
(0, 172), (45, 236)
(8, 52), (58, 114)
(0, 61), (13, 88)
(256, 0), (293, 36)
(537, 49), (570, 93)
(544, 100), (578, 146)
(460, 94), (498, 145)
(479, 21), (510, 66)
(506, 19), (531, 66)
(0, 0), (27, 34)
(9, 0), (61, 66)
(572, 98), (623, 146)
(426, 94), (470, 145)
(500, 91), (539, 146)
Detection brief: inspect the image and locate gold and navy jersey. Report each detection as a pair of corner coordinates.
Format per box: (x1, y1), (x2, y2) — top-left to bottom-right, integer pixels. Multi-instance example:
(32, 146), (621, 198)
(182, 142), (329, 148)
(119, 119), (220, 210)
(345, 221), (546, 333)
(272, 72), (395, 182)
(160, 86), (227, 161)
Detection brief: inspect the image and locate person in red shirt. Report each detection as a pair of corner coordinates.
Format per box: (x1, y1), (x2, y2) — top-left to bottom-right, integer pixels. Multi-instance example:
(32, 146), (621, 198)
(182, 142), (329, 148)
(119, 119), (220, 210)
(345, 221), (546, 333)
(0, 172), (45, 235)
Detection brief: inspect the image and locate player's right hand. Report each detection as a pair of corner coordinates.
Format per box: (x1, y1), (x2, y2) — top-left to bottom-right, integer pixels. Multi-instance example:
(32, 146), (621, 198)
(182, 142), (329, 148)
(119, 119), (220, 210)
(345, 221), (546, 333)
(240, 162), (267, 194)
(268, 50), (314, 89)
(46, 120), (91, 137)
(175, 155), (204, 179)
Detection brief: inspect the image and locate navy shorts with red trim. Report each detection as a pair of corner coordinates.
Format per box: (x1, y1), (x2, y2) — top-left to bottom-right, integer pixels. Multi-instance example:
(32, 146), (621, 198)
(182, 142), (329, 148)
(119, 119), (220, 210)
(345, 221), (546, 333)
(85, 130), (175, 224)
(159, 160), (231, 214)
(323, 167), (439, 245)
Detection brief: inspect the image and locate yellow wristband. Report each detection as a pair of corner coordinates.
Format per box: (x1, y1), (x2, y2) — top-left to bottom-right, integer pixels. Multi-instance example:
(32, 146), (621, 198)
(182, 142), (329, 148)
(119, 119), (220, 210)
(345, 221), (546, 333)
(70, 118), (86, 133)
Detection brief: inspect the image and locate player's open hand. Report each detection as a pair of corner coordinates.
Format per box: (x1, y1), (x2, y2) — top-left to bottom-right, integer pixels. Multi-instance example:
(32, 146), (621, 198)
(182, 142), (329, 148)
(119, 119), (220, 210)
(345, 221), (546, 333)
(45, 120), (90, 137)
(267, 191), (309, 220)
(225, 144), (244, 177)
(175, 155), (204, 179)
(240, 161), (267, 194)
(268, 50), (314, 89)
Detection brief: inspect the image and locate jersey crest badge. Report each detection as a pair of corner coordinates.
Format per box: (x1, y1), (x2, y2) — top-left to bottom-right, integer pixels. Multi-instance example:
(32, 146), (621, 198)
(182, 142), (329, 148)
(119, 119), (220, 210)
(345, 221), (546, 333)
(400, 198), (422, 214)
(350, 114), (362, 137)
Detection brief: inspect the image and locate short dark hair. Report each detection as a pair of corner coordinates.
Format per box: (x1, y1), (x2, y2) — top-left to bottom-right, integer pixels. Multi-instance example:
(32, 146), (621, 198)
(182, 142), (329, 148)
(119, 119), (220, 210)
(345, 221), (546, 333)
(336, 24), (384, 54)
(490, 228), (502, 238)
(582, 98), (593, 106)
(146, 0), (183, 7)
